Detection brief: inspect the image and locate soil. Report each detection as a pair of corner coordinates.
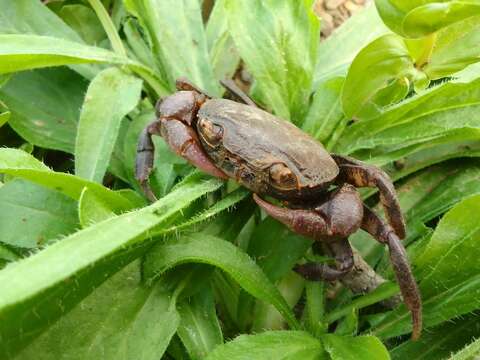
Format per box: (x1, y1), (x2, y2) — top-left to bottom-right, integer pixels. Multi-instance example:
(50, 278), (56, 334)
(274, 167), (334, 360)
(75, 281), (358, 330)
(314, 0), (369, 38)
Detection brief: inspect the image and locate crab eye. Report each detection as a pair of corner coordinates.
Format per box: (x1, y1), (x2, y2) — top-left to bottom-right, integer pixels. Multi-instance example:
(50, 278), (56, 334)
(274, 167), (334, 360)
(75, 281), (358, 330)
(269, 163), (297, 190)
(198, 118), (223, 146)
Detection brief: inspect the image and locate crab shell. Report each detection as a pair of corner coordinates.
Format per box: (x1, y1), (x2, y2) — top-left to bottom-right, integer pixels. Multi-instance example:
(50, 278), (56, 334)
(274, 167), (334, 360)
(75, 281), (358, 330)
(196, 99), (339, 201)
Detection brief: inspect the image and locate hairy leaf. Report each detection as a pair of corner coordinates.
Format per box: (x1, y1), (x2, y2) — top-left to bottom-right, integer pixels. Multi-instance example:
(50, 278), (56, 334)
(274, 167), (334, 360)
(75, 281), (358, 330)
(143, 234), (300, 329)
(337, 77), (480, 158)
(321, 334), (390, 360)
(225, 0), (320, 122)
(78, 187), (116, 227)
(0, 179), (78, 248)
(205, 331), (325, 360)
(0, 175), (222, 357)
(125, 0), (218, 94)
(390, 314), (480, 360)
(371, 195), (480, 338)
(17, 262), (180, 360)
(0, 148), (135, 212)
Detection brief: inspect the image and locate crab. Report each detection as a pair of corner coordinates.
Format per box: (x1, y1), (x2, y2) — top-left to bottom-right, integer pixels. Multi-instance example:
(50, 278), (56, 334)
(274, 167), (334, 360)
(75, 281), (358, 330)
(135, 78), (422, 340)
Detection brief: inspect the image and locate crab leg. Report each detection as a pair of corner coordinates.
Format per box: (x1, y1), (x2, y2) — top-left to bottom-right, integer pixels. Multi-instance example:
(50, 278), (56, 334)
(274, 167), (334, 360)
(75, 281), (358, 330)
(294, 240), (354, 281)
(135, 118), (227, 201)
(220, 79), (258, 107)
(361, 205), (422, 340)
(332, 154), (406, 239)
(253, 185), (363, 281)
(253, 184), (363, 241)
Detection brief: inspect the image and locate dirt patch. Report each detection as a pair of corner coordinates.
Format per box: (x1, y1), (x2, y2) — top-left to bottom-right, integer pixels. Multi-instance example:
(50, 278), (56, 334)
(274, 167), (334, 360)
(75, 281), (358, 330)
(314, 0), (369, 38)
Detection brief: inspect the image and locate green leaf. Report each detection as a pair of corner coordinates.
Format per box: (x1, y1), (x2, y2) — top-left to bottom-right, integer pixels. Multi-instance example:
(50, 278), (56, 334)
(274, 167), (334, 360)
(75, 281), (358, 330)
(425, 15), (480, 79)
(390, 314), (480, 360)
(0, 34), (126, 74)
(0, 0), (100, 79)
(403, 161), (480, 242)
(225, 0), (320, 122)
(0, 179), (78, 248)
(302, 77), (345, 145)
(125, 0), (219, 94)
(59, 4), (106, 45)
(86, 0), (127, 57)
(341, 34), (422, 119)
(78, 187), (116, 227)
(0, 175), (222, 357)
(177, 285), (223, 360)
(336, 77), (480, 158)
(0, 105), (10, 128)
(17, 262), (180, 360)
(0, 148), (135, 212)
(0, 0), (81, 40)
(314, 4), (389, 85)
(416, 194), (480, 297)
(304, 281), (327, 337)
(143, 233), (300, 330)
(321, 335), (390, 360)
(403, 2), (480, 39)
(371, 195), (480, 338)
(0, 34), (168, 95)
(450, 337), (480, 360)
(205, 331), (325, 360)
(75, 67), (142, 182)
(123, 18), (156, 69)
(0, 68), (87, 153)
(375, 0), (480, 38)
(158, 187), (250, 236)
(206, 0), (240, 82)
(247, 218), (311, 283)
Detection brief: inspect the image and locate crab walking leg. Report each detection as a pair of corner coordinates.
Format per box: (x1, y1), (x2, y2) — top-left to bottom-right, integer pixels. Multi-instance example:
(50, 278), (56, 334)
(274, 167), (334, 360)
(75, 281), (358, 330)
(361, 206), (422, 340)
(294, 240), (354, 281)
(135, 121), (161, 202)
(253, 184), (363, 281)
(220, 79), (259, 108)
(332, 154), (406, 239)
(135, 119), (228, 201)
(176, 77), (214, 97)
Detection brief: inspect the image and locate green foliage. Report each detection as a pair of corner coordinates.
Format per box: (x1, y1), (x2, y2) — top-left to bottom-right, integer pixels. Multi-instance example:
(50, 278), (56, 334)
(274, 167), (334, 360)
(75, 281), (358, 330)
(0, 0), (479, 359)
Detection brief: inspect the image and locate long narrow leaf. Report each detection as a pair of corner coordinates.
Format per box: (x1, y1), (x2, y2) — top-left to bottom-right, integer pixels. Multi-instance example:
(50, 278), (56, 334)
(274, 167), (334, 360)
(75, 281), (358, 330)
(144, 234), (300, 330)
(75, 67), (142, 182)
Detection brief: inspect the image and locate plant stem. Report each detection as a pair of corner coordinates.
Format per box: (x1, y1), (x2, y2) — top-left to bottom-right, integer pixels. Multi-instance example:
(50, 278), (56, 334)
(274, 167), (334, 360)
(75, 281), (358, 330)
(87, 0), (127, 57)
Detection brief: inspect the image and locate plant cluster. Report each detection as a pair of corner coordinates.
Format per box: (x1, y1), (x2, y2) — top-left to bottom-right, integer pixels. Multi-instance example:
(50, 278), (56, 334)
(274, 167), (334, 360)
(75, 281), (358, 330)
(0, 0), (480, 359)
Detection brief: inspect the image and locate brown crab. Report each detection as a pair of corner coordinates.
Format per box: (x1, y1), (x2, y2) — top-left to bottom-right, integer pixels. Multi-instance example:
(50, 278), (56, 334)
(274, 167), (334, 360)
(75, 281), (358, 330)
(135, 79), (422, 340)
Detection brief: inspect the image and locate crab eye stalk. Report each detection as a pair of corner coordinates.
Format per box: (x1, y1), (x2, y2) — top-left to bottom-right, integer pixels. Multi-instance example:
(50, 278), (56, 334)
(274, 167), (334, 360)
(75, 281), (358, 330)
(269, 163), (297, 190)
(198, 118), (223, 146)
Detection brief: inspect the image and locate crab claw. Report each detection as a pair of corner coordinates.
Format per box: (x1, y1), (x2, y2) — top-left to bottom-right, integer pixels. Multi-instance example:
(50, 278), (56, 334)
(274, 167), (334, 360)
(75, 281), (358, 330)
(253, 194), (329, 240)
(161, 119), (228, 180)
(253, 185), (363, 241)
